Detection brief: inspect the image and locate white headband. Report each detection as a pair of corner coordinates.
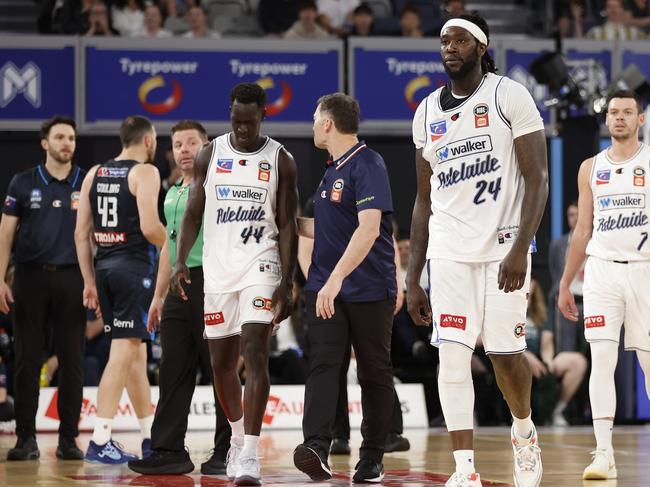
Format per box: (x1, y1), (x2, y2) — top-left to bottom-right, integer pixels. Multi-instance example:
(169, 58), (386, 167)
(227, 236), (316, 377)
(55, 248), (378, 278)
(441, 18), (488, 46)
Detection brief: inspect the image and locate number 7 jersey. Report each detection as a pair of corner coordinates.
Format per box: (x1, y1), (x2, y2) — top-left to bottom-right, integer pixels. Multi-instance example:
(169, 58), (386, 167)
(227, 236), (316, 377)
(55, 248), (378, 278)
(413, 73), (543, 262)
(202, 133), (282, 294)
(586, 143), (650, 262)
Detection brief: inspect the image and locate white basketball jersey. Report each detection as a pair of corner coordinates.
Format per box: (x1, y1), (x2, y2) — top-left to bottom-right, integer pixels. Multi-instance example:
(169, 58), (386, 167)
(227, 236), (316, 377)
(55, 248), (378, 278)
(419, 73), (528, 262)
(202, 134), (282, 293)
(586, 143), (650, 262)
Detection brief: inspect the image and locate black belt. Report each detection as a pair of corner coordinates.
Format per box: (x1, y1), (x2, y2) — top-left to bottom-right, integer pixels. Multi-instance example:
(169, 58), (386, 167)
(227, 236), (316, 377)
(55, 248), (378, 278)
(613, 260), (629, 264)
(22, 262), (79, 272)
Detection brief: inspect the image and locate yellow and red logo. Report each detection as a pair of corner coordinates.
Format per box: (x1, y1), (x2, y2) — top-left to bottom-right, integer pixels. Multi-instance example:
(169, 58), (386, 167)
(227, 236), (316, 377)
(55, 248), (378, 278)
(405, 75), (431, 110)
(138, 75), (182, 115)
(256, 77), (292, 116)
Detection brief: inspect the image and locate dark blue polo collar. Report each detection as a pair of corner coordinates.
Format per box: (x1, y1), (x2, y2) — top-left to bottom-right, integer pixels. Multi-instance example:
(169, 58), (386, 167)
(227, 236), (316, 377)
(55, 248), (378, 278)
(326, 140), (367, 170)
(38, 163), (82, 187)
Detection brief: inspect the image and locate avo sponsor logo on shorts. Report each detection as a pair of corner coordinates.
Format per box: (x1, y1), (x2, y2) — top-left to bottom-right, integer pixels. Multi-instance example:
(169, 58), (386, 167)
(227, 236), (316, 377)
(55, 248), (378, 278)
(204, 312), (225, 326)
(585, 315), (606, 328)
(252, 296), (272, 311)
(439, 314), (466, 330)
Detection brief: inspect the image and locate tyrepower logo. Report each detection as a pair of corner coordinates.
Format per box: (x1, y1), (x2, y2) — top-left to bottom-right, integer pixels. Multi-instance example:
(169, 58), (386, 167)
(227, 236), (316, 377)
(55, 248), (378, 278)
(204, 312), (224, 326)
(585, 315), (606, 328)
(439, 314), (467, 330)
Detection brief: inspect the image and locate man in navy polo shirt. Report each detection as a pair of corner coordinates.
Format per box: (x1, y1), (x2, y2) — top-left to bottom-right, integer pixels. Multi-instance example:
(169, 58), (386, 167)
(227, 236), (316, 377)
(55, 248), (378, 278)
(0, 116), (86, 461)
(293, 93), (396, 484)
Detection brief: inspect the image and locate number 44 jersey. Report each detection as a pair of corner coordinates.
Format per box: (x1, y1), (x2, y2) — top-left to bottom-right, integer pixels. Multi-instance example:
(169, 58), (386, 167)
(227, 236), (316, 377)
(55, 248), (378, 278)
(586, 143), (650, 262)
(412, 73), (544, 262)
(202, 134), (283, 294)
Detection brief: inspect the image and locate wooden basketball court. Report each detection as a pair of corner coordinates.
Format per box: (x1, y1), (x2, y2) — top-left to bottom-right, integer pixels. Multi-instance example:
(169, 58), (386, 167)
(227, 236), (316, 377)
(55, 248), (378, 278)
(1, 426), (647, 486)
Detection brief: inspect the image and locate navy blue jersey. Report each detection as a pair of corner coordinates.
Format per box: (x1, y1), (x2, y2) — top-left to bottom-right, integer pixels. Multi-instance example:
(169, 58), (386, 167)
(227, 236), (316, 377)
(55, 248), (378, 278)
(89, 160), (151, 268)
(305, 141), (397, 302)
(2, 164), (85, 266)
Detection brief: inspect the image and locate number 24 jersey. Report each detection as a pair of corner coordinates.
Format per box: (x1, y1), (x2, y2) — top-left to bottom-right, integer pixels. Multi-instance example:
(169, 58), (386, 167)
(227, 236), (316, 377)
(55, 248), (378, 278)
(412, 73), (544, 262)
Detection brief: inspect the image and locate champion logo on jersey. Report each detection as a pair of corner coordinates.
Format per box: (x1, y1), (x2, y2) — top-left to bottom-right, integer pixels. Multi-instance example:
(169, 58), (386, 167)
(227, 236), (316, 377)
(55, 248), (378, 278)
(216, 159), (233, 173)
(596, 169), (611, 185)
(430, 120), (446, 141)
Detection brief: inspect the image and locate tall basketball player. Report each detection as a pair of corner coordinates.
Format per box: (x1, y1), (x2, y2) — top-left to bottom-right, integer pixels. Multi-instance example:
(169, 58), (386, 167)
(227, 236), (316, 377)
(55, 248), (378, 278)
(558, 90), (650, 480)
(75, 116), (166, 463)
(171, 83), (298, 486)
(407, 14), (548, 487)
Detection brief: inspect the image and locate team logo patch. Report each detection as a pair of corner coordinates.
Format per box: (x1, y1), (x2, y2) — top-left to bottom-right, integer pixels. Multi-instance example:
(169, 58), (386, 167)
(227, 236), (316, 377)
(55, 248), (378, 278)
(217, 159), (233, 173)
(3, 196), (16, 210)
(514, 323), (526, 338)
(258, 160), (271, 181)
(473, 103), (489, 128)
(204, 312), (225, 326)
(596, 169), (611, 185)
(585, 315), (606, 328)
(330, 178), (344, 203)
(252, 296), (272, 311)
(430, 120), (446, 141)
(634, 166), (645, 187)
(439, 314), (467, 330)
(70, 191), (80, 210)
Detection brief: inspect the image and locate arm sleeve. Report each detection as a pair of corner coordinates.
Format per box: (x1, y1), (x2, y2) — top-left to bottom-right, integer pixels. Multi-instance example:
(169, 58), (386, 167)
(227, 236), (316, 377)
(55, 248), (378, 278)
(2, 174), (22, 217)
(498, 78), (545, 139)
(352, 154), (393, 213)
(412, 97), (428, 149)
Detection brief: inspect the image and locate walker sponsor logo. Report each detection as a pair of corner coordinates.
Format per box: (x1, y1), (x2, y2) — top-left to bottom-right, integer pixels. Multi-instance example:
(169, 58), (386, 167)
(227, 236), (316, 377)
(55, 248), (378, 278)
(94, 232), (126, 244)
(597, 194), (645, 211)
(216, 185), (267, 203)
(204, 312), (224, 326)
(229, 59), (308, 78)
(585, 315), (606, 329)
(439, 314), (467, 330)
(385, 57), (445, 76)
(119, 57), (198, 77)
(36, 384), (428, 431)
(97, 167), (128, 178)
(436, 135), (493, 163)
(113, 318), (134, 329)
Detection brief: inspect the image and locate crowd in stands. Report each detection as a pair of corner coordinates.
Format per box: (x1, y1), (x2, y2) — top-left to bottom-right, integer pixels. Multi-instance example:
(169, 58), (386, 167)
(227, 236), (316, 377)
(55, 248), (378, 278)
(30, 0), (650, 40)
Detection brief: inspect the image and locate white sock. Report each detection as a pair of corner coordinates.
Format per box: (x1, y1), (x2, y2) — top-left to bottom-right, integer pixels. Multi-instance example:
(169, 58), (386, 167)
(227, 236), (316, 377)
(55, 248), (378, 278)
(553, 400), (568, 417)
(512, 411), (534, 440)
(138, 414), (154, 439)
(241, 434), (259, 459)
(453, 449), (475, 475)
(92, 417), (113, 445)
(593, 419), (614, 452)
(229, 416), (245, 443)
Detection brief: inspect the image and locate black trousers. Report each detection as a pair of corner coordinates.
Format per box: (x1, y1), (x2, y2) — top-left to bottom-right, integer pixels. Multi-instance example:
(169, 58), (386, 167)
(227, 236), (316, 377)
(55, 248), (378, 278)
(331, 344), (403, 439)
(303, 292), (394, 462)
(151, 266), (231, 454)
(13, 264), (85, 439)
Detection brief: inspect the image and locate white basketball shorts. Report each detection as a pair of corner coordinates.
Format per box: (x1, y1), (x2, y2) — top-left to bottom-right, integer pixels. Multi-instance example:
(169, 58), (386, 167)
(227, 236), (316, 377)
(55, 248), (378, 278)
(428, 256), (531, 354)
(583, 256), (650, 352)
(204, 284), (276, 339)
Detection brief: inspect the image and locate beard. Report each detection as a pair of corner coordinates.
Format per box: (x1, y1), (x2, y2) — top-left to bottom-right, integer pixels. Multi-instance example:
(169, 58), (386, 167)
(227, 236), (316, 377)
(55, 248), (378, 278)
(49, 148), (73, 164)
(443, 46), (481, 80)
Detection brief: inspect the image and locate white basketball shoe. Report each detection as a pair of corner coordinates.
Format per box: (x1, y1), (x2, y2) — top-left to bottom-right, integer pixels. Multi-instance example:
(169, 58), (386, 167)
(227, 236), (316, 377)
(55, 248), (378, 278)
(583, 449), (617, 480)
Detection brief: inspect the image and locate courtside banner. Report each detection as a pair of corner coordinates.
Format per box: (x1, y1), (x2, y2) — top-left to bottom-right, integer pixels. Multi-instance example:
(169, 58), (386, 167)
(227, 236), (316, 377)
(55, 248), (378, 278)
(35, 384), (428, 431)
(81, 38), (342, 136)
(0, 36), (76, 130)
